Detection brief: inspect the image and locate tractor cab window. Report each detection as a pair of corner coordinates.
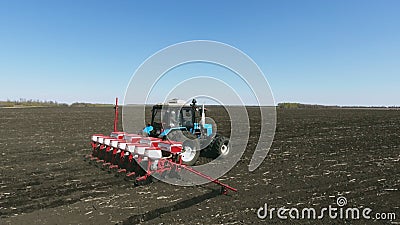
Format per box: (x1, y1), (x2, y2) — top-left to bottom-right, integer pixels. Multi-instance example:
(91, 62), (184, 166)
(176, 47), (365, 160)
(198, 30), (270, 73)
(167, 108), (179, 127)
(152, 108), (162, 127)
(152, 106), (193, 129)
(158, 107), (179, 128)
(152, 108), (161, 122)
(181, 108), (193, 128)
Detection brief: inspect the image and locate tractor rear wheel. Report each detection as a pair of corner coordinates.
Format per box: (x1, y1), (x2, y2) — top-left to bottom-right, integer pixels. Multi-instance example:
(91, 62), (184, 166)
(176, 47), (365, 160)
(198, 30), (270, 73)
(212, 135), (230, 158)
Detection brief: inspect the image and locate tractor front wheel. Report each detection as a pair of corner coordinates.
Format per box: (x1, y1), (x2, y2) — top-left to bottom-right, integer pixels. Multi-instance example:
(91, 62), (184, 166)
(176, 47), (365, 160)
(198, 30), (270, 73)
(181, 139), (200, 166)
(166, 130), (200, 166)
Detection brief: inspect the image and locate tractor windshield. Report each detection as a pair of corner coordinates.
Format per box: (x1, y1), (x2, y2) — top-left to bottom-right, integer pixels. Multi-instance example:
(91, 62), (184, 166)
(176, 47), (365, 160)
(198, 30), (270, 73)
(162, 107), (180, 128)
(151, 106), (194, 132)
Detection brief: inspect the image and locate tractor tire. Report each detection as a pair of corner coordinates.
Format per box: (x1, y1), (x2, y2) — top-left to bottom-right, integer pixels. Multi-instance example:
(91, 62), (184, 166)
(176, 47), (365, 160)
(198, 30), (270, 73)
(166, 130), (200, 166)
(181, 139), (200, 166)
(212, 135), (230, 158)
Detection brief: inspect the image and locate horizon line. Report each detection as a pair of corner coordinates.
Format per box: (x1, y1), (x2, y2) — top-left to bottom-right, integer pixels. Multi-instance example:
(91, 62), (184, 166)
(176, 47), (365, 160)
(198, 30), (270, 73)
(1, 99), (399, 108)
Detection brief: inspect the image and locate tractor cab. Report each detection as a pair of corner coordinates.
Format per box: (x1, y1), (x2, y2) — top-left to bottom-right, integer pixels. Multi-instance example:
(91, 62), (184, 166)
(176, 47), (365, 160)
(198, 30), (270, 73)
(147, 99), (198, 137)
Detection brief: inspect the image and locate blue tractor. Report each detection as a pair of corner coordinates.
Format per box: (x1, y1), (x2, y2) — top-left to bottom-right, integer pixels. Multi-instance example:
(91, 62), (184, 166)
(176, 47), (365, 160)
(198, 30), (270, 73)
(143, 99), (230, 165)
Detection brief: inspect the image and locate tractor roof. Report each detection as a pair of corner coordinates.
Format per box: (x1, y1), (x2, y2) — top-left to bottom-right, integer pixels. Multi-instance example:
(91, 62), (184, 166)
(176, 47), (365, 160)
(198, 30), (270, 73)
(154, 99), (190, 107)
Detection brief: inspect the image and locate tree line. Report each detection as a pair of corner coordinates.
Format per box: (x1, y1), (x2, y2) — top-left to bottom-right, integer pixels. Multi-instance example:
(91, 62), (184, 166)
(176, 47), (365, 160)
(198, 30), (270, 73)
(0, 99), (112, 108)
(278, 102), (399, 109)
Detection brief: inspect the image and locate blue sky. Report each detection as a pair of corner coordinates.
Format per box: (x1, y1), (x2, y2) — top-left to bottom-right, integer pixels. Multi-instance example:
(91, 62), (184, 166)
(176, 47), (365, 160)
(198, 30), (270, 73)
(0, 0), (399, 106)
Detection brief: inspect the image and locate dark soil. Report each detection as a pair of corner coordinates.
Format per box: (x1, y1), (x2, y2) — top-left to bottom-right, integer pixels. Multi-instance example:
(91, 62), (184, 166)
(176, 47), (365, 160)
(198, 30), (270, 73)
(0, 107), (399, 224)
